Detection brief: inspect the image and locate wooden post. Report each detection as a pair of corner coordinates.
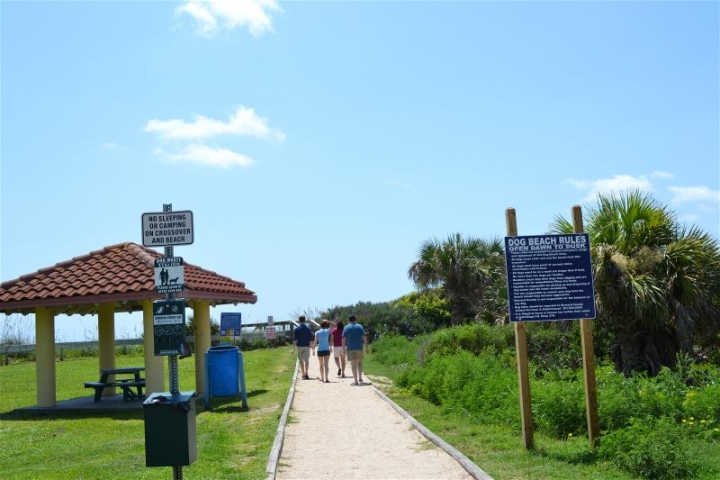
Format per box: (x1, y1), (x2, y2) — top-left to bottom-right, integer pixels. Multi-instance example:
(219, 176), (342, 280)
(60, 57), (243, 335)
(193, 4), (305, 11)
(573, 206), (600, 448)
(506, 207), (534, 449)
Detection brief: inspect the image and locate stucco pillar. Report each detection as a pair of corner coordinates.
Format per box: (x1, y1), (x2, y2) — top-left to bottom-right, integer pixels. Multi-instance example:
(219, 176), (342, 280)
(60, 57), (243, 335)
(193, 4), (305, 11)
(98, 303), (116, 397)
(143, 299), (165, 394)
(35, 307), (56, 407)
(192, 300), (211, 395)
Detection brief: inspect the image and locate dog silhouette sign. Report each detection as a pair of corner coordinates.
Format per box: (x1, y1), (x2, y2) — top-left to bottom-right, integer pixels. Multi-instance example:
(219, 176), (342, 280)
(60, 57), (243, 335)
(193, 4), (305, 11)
(154, 257), (185, 294)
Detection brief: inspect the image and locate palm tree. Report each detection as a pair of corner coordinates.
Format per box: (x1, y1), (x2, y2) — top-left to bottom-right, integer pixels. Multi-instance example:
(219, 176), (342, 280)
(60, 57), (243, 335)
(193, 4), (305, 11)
(551, 190), (720, 377)
(407, 233), (506, 325)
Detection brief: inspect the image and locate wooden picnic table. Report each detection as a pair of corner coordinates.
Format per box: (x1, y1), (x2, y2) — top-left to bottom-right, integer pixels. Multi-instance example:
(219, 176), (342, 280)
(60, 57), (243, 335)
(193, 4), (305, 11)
(84, 366), (145, 402)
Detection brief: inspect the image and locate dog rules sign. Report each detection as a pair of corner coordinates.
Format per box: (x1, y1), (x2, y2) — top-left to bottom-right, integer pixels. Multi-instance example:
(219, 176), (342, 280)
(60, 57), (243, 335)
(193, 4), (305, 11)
(154, 257), (184, 294)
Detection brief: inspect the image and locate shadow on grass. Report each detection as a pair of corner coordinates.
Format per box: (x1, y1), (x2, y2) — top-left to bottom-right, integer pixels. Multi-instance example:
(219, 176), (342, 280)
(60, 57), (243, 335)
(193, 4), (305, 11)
(1, 388), (272, 419)
(247, 388), (269, 398)
(196, 388), (270, 414)
(531, 443), (599, 465)
(0, 409), (142, 421)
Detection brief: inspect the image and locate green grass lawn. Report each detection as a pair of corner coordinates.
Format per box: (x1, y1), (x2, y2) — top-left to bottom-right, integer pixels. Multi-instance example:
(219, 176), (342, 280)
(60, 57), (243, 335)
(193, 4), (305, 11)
(0, 347), (296, 479)
(6, 347), (712, 479)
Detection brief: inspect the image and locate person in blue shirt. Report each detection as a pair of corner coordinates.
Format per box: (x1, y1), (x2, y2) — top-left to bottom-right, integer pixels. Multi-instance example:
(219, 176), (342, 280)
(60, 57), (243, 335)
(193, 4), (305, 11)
(293, 316), (313, 380)
(342, 314), (369, 385)
(312, 319), (332, 383)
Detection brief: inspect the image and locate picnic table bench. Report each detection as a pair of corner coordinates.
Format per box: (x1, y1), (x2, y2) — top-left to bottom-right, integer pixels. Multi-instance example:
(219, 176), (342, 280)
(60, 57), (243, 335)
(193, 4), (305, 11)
(84, 366), (145, 402)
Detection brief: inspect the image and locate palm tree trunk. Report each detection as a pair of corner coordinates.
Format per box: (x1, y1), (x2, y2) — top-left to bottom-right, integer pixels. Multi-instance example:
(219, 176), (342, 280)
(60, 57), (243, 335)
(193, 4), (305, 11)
(613, 320), (670, 377)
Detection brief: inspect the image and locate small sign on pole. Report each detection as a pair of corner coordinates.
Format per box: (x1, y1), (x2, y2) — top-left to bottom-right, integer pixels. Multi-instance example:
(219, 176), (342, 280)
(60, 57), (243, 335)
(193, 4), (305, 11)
(154, 257), (184, 294)
(265, 326), (276, 340)
(152, 299), (187, 356)
(220, 312), (242, 339)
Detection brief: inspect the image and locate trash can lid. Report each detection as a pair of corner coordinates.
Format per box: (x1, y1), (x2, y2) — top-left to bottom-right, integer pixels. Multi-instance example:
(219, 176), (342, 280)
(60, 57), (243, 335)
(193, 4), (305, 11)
(208, 345), (239, 352)
(143, 391), (196, 407)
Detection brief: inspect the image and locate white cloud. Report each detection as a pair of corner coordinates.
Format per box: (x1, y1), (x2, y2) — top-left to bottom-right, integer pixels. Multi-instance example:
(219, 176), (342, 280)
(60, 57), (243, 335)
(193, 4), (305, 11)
(175, 1), (217, 36)
(566, 174), (654, 202)
(175, 0), (281, 37)
(154, 144), (255, 169)
(145, 106), (286, 142)
(101, 142), (118, 149)
(651, 171), (674, 179)
(668, 186), (720, 205)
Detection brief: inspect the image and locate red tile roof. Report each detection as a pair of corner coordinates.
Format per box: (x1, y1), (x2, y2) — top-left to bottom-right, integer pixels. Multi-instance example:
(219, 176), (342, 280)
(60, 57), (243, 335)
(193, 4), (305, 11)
(0, 242), (257, 315)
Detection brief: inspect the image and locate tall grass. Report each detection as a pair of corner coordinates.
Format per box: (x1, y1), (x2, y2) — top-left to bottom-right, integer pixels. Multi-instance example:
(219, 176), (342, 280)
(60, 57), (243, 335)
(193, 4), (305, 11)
(0, 314), (34, 344)
(369, 327), (720, 479)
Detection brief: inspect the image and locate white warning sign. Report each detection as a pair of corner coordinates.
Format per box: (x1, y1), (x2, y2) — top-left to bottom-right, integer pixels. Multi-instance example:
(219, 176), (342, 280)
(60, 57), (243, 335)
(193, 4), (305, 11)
(142, 211), (194, 247)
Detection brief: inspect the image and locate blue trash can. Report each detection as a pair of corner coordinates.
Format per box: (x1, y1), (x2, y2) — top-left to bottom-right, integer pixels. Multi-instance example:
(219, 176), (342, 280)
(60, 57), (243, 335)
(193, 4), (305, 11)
(206, 346), (239, 396)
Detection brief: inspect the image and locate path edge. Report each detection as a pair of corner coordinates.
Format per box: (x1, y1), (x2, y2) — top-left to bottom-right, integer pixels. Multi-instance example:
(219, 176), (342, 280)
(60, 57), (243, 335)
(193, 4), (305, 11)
(374, 387), (494, 480)
(266, 359), (299, 480)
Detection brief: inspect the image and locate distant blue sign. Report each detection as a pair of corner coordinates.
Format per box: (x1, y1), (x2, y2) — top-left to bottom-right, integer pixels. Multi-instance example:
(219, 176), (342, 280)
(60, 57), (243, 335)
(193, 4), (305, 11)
(220, 312), (242, 331)
(505, 233), (596, 322)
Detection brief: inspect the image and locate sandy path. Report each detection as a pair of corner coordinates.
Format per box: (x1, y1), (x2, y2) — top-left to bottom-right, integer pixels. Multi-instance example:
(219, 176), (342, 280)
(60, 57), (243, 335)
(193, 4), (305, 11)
(274, 355), (479, 480)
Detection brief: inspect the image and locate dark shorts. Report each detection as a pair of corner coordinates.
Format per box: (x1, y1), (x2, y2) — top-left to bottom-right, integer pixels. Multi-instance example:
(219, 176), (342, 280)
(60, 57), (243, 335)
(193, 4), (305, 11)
(317, 350), (330, 357)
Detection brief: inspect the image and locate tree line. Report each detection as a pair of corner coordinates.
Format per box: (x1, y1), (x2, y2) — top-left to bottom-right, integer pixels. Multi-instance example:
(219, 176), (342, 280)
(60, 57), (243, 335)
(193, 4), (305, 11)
(321, 190), (720, 377)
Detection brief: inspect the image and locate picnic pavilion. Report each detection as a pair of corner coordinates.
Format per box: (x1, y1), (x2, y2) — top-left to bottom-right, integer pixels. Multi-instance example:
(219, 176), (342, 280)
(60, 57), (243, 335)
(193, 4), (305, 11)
(0, 242), (257, 407)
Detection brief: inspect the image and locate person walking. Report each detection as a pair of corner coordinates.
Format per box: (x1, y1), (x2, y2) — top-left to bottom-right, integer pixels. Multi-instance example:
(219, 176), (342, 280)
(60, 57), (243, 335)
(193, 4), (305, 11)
(342, 314), (369, 386)
(312, 320), (332, 383)
(331, 319), (346, 377)
(293, 316), (313, 380)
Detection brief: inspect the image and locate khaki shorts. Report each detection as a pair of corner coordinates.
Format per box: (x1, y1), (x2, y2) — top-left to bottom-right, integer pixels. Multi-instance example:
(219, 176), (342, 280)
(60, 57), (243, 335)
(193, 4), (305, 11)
(347, 349), (363, 362)
(333, 347), (344, 359)
(297, 346), (310, 362)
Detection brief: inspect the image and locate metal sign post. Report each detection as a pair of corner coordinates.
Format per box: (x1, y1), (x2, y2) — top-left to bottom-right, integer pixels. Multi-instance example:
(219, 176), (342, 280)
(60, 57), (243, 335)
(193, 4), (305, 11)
(163, 204), (180, 480)
(143, 203), (196, 480)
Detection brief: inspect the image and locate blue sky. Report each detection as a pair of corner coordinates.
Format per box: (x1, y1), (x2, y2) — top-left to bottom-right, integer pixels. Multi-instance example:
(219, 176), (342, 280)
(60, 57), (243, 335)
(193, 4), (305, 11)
(2, 0), (718, 342)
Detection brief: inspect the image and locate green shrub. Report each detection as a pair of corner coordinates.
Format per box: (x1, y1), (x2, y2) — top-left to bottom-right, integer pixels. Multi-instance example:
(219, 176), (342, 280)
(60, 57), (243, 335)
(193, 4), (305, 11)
(599, 416), (699, 479)
(118, 344), (143, 356)
(639, 367), (686, 420)
(598, 365), (686, 430)
(684, 383), (720, 420)
(396, 364), (427, 397)
(682, 384), (720, 440)
(526, 322), (583, 374)
(597, 365), (644, 430)
(372, 334), (428, 367)
(402, 349), (519, 426)
(235, 337), (269, 351)
(424, 323), (513, 358)
(685, 362), (720, 388)
(532, 379), (586, 439)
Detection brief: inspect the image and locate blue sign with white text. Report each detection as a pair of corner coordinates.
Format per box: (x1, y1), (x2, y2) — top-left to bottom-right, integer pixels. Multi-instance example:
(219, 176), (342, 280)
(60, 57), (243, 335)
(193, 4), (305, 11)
(505, 233), (596, 322)
(220, 312), (242, 331)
